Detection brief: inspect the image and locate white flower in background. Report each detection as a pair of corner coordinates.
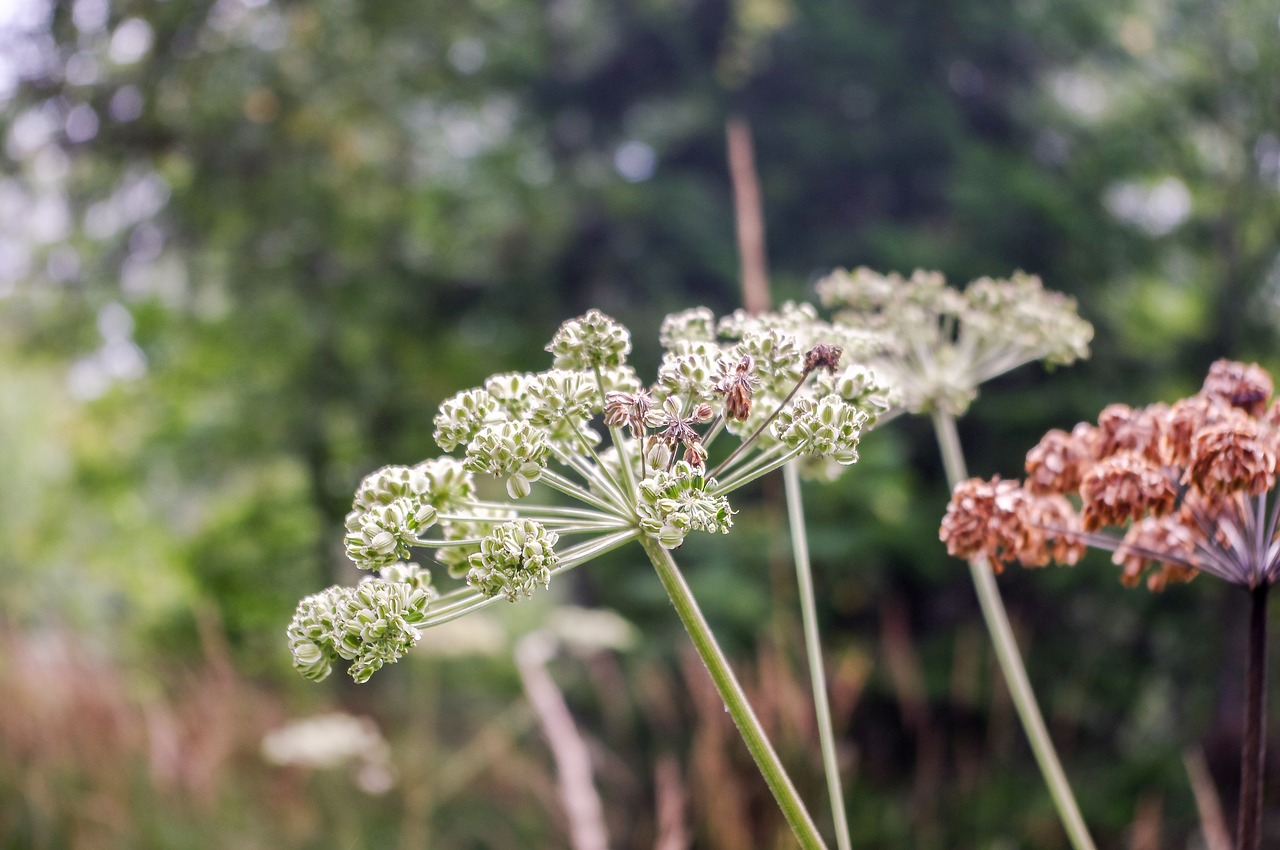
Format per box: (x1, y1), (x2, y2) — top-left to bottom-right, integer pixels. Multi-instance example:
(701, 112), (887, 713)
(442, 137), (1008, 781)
(818, 268), (1093, 417)
(261, 712), (395, 794)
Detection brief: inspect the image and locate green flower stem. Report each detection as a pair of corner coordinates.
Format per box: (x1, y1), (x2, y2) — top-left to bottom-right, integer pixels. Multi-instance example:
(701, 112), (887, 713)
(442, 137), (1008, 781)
(638, 533), (829, 850)
(932, 410), (1096, 850)
(783, 461), (853, 850)
(551, 447), (629, 509)
(711, 445), (799, 495)
(708, 374), (809, 480)
(470, 500), (616, 519)
(540, 468), (625, 515)
(570, 416), (628, 502)
(422, 531), (638, 624)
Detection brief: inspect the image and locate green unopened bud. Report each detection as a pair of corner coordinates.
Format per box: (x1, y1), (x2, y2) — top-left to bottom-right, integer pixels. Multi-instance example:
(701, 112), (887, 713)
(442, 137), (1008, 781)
(772, 396), (866, 465)
(466, 520), (560, 602)
(434, 388), (501, 452)
(636, 462), (734, 549)
(464, 420), (550, 499)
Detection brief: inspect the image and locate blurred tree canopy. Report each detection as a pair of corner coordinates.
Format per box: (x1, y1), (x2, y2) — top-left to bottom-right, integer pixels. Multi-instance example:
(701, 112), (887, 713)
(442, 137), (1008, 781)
(2, 0), (1280, 845)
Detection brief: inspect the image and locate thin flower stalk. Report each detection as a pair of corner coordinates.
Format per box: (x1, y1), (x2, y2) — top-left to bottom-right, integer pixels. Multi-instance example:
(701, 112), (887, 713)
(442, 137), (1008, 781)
(940, 359), (1280, 850)
(934, 410), (1097, 850)
(288, 307), (888, 846)
(784, 461), (852, 850)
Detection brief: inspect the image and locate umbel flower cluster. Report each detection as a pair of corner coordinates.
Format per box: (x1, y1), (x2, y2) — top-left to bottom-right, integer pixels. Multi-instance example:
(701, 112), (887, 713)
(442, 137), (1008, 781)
(818, 267), (1093, 416)
(941, 359), (1280, 590)
(290, 307), (891, 682)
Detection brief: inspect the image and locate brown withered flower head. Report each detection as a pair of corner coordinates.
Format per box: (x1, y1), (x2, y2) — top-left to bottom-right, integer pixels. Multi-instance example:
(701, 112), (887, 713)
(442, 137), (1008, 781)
(645, 397), (714, 468)
(802, 343), (844, 376)
(941, 359), (1280, 590)
(604, 389), (655, 438)
(713, 355), (760, 422)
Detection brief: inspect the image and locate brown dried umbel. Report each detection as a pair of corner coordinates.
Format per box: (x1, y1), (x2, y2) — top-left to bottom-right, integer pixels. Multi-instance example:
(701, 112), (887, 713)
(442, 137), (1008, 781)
(940, 359), (1280, 591)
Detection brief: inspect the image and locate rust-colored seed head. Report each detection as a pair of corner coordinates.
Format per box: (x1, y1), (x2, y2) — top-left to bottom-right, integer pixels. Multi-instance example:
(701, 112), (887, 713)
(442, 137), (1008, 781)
(1018, 493), (1085, 567)
(1079, 453), (1177, 531)
(1094, 403), (1169, 464)
(1025, 427), (1091, 494)
(1112, 516), (1199, 590)
(1186, 420), (1276, 496)
(1202, 358), (1273, 416)
(940, 477), (1030, 569)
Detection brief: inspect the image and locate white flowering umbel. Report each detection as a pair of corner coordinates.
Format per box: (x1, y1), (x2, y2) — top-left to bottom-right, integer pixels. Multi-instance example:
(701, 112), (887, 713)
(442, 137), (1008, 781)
(289, 307), (889, 682)
(817, 268), (1093, 416)
(288, 564), (435, 683)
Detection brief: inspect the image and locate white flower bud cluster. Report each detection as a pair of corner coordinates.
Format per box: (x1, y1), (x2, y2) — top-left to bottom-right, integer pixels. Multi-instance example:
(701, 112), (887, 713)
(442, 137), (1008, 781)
(464, 420), (551, 499)
(656, 346), (723, 404)
(659, 307), (718, 347)
(636, 461), (735, 549)
(771, 396), (866, 465)
(353, 464), (430, 509)
(547, 307), (633, 369)
(527, 370), (598, 424)
(288, 564), (435, 683)
(344, 497), (438, 571)
(413, 457), (477, 513)
(466, 520), (561, 601)
(433, 388), (501, 452)
(816, 267), (1093, 415)
(813, 363), (896, 427)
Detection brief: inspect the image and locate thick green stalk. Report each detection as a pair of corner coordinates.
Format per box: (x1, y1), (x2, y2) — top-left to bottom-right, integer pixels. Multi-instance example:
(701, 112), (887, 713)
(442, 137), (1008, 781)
(638, 534), (829, 850)
(783, 461), (853, 850)
(931, 410), (1097, 850)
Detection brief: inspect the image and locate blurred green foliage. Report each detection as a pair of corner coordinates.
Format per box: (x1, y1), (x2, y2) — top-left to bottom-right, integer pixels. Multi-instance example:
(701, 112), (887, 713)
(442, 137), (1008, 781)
(3, 0), (1280, 846)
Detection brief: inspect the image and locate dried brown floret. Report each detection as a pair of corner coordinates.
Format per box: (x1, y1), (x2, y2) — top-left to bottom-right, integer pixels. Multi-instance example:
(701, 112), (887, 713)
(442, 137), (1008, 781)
(1202, 359), (1273, 416)
(1018, 493), (1085, 567)
(1094, 403), (1169, 464)
(713, 355), (759, 422)
(1025, 424), (1094, 494)
(802, 343), (843, 375)
(603, 389), (654, 438)
(1111, 516), (1199, 590)
(940, 477), (1030, 571)
(1079, 453), (1177, 531)
(1163, 395), (1237, 465)
(1186, 420), (1276, 496)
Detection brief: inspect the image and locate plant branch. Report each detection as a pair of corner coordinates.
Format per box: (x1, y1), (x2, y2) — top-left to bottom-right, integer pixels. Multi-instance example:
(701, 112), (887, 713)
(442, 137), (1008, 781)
(784, 461), (853, 850)
(638, 533), (829, 850)
(1238, 582), (1269, 850)
(932, 410), (1097, 850)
